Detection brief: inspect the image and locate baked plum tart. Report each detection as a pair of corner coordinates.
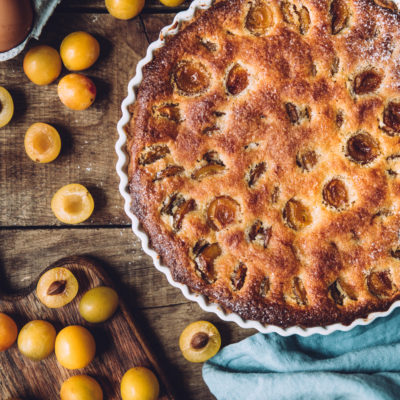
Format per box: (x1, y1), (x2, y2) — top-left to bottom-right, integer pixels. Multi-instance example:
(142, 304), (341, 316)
(127, 0), (400, 327)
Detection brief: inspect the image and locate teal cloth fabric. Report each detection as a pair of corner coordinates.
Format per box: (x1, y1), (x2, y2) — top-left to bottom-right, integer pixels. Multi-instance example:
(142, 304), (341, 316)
(203, 309), (400, 400)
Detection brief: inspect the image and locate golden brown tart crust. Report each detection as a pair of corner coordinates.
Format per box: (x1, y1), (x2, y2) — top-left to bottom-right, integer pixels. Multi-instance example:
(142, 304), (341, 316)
(128, 0), (400, 328)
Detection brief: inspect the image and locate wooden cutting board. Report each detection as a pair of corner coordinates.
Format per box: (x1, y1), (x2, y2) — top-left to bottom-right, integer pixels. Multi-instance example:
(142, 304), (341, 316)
(0, 256), (175, 400)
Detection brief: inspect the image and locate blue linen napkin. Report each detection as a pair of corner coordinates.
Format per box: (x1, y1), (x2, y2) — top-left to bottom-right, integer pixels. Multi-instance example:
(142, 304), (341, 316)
(203, 309), (400, 400)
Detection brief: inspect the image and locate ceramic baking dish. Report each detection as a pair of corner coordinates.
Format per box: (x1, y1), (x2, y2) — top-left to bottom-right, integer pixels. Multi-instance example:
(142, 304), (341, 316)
(116, 0), (400, 336)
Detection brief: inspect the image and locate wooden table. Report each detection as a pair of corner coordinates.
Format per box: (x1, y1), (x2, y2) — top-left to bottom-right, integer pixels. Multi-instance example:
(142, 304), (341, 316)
(0, 1), (256, 399)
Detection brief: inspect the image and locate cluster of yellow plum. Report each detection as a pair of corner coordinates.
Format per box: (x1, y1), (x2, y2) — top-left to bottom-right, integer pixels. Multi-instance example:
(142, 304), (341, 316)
(0, 31), (100, 225)
(0, 266), (161, 400)
(22, 31), (98, 181)
(0, 0), (195, 223)
(0, 0), (192, 129)
(23, 31), (99, 109)
(0, 30), (98, 129)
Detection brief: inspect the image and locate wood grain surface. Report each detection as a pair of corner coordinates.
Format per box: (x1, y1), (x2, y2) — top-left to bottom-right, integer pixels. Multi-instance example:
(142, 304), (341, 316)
(0, 256), (174, 400)
(0, 12), (173, 227)
(0, 2), (254, 399)
(1, 13), (150, 227)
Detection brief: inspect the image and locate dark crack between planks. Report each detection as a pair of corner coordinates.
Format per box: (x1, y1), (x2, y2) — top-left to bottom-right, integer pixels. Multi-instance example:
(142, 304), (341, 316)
(139, 14), (151, 45)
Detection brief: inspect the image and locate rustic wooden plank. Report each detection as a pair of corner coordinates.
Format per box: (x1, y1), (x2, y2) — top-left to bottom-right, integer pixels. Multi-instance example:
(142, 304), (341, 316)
(59, 0), (106, 9)
(59, 0), (191, 13)
(0, 256), (174, 400)
(0, 227), (182, 308)
(0, 13), (177, 227)
(0, 13), (152, 227)
(0, 228), (255, 400)
(141, 13), (176, 42)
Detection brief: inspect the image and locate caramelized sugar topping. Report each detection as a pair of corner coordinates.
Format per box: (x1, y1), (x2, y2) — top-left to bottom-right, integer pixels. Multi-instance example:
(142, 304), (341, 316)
(139, 144), (170, 166)
(174, 61), (210, 95)
(330, 0), (349, 35)
(154, 103), (181, 122)
(231, 262), (247, 291)
(154, 165), (184, 181)
(367, 270), (395, 298)
(346, 133), (379, 164)
(208, 196), (239, 230)
(323, 179), (348, 209)
(373, 0), (397, 11)
(226, 64), (249, 95)
(248, 220), (272, 248)
(192, 164), (225, 180)
(193, 241), (222, 283)
(283, 199), (312, 230)
(247, 162), (267, 186)
(292, 277), (308, 306)
(281, 1), (311, 34)
(353, 70), (382, 95)
(296, 150), (318, 171)
(383, 101), (400, 134)
(246, 0), (274, 35)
